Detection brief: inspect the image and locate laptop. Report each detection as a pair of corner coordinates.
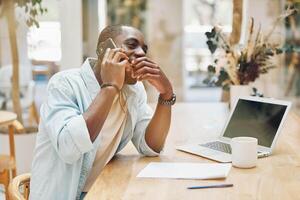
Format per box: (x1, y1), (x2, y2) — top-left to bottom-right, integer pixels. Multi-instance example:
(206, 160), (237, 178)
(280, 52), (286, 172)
(177, 96), (291, 163)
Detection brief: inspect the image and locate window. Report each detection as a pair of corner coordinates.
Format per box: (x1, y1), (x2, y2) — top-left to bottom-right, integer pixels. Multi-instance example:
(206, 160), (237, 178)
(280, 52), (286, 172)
(27, 21), (61, 62)
(183, 0), (233, 88)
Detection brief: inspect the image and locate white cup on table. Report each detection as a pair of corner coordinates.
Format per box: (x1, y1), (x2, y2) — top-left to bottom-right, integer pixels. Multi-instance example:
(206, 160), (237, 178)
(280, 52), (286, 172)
(231, 137), (258, 168)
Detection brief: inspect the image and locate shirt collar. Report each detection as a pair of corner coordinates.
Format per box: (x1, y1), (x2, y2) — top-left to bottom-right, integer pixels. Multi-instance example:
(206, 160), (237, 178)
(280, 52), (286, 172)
(80, 58), (100, 100)
(80, 57), (138, 101)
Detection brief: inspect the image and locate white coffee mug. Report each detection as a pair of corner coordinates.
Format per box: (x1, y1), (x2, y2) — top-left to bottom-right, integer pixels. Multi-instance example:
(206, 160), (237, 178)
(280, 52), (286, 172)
(231, 137), (258, 168)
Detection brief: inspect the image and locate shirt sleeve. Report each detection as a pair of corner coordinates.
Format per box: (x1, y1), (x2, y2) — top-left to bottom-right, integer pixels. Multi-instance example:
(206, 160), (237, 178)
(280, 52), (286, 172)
(131, 83), (160, 157)
(41, 75), (93, 164)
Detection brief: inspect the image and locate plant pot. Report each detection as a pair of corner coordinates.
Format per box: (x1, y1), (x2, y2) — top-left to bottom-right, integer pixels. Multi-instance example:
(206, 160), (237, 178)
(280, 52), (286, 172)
(230, 85), (252, 109)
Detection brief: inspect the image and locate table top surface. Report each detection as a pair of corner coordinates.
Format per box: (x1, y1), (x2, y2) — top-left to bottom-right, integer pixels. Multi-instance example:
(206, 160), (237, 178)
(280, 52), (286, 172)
(85, 103), (300, 200)
(0, 111), (17, 126)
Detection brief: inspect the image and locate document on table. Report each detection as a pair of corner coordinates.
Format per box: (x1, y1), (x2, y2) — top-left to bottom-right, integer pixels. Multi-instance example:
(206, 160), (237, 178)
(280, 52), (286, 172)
(137, 162), (232, 179)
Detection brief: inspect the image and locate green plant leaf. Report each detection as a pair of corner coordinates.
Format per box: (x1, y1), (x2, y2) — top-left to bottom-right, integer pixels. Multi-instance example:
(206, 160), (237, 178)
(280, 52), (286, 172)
(275, 48), (283, 54)
(207, 65), (216, 73)
(15, 0), (47, 28)
(205, 27), (216, 39)
(33, 20), (39, 28)
(206, 40), (217, 54)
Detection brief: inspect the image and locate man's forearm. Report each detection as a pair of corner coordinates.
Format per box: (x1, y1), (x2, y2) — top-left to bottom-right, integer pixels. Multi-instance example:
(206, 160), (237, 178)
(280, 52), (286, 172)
(83, 87), (118, 142)
(144, 103), (172, 153)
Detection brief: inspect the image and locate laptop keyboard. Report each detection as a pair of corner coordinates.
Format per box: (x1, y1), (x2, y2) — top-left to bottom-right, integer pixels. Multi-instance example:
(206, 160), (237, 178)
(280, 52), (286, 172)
(200, 141), (232, 154)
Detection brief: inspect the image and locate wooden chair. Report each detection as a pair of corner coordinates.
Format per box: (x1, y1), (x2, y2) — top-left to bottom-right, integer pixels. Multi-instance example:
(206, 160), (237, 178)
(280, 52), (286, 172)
(8, 173), (31, 200)
(0, 111), (18, 199)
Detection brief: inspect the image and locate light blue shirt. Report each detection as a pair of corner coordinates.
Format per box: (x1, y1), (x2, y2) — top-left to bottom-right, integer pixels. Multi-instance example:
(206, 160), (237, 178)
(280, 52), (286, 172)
(30, 58), (159, 200)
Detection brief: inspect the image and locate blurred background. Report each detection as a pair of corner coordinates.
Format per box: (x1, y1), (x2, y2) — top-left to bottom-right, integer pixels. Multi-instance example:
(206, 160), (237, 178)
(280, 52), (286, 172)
(0, 0), (299, 197)
(1, 0), (300, 107)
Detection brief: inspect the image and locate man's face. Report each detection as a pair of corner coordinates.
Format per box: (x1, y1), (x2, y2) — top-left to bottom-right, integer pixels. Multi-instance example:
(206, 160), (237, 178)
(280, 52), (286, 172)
(114, 26), (148, 84)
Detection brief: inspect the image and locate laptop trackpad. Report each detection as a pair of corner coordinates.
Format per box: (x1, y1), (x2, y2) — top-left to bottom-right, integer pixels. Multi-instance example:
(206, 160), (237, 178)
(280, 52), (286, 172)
(176, 144), (232, 163)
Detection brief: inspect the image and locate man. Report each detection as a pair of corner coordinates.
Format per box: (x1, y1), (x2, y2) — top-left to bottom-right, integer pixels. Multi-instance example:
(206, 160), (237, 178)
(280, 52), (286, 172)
(30, 25), (176, 200)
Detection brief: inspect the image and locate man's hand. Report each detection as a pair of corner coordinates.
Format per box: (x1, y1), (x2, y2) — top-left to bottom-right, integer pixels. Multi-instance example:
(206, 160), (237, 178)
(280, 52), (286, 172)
(132, 57), (173, 100)
(132, 57), (173, 153)
(84, 48), (129, 142)
(100, 48), (130, 90)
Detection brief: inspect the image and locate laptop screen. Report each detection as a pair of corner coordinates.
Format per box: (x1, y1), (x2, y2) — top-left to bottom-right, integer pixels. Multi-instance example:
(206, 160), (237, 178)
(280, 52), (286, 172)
(223, 99), (287, 147)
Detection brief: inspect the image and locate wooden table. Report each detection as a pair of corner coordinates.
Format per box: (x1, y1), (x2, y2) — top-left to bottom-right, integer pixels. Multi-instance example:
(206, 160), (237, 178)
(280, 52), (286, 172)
(85, 103), (300, 200)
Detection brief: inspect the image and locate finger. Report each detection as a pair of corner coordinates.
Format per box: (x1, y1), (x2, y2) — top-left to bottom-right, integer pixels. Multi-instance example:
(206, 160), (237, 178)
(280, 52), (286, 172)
(113, 52), (129, 63)
(138, 73), (160, 81)
(133, 61), (159, 71)
(132, 57), (155, 66)
(112, 48), (123, 53)
(119, 47), (126, 54)
(107, 48), (115, 61)
(134, 66), (160, 78)
(119, 59), (130, 68)
(101, 48), (111, 65)
(107, 48), (122, 61)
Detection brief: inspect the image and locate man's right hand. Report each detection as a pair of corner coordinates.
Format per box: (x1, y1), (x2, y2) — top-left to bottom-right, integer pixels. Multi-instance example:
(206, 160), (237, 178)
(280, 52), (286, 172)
(100, 48), (129, 90)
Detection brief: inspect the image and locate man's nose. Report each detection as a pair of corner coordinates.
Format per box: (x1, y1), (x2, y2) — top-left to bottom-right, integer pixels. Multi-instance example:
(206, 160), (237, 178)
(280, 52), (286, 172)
(134, 46), (146, 57)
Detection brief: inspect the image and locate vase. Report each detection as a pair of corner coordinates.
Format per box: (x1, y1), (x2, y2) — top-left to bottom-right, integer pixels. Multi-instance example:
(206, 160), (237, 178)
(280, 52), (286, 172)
(230, 85), (252, 109)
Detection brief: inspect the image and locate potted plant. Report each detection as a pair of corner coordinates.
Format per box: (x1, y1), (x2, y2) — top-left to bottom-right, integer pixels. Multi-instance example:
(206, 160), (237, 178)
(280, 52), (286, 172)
(0, 0), (47, 125)
(203, 6), (297, 107)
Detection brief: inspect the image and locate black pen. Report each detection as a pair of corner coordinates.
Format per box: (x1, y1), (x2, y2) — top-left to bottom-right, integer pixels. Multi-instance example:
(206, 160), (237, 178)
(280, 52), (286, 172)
(187, 183), (233, 189)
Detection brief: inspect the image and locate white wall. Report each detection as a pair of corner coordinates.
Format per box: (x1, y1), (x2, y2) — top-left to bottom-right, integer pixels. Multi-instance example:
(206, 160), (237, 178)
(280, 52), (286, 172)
(83, 0), (99, 58)
(98, 0), (107, 32)
(82, 0), (108, 58)
(0, 18), (32, 83)
(58, 0), (83, 70)
(147, 0), (184, 102)
(0, 133), (36, 174)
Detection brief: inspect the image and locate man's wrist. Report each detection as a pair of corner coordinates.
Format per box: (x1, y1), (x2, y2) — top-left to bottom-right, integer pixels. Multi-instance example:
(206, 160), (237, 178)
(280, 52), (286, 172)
(101, 83), (120, 93)
(100, 85), (119, 96)
(159, 89), (174, 101)
(158, 93), (176, 106)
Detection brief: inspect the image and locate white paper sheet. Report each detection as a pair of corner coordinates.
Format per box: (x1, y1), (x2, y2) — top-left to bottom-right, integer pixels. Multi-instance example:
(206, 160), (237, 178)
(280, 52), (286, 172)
(137, 162), (232, 179)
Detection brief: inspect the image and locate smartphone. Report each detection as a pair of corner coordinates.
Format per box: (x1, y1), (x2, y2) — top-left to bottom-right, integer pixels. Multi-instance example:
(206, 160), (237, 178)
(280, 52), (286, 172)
(96, 38), (117, 59)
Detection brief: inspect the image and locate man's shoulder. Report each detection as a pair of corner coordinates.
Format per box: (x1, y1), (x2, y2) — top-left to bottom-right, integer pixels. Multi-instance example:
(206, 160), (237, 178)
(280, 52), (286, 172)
(47, 69), (81, 90)
(50, 68), (81, 81)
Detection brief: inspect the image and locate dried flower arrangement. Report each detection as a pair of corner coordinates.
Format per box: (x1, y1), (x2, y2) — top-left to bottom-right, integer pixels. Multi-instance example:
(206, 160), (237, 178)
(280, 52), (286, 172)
(203, 6), (297, 90)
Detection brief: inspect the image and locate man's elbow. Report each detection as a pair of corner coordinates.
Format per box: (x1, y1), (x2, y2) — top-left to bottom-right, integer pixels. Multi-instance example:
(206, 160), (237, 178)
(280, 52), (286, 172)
(57, 149), (82, 164)
(56, 136), (83, 164)
(138, 139), (161, 157)
(140, 150), (160, 157)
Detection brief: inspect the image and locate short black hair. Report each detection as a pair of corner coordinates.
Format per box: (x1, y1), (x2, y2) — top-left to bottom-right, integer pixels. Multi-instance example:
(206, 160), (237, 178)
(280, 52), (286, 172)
(96, 25), (123, 55)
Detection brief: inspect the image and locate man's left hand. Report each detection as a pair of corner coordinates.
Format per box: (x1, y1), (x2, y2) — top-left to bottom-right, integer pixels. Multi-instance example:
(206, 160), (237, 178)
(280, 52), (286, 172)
(132, 57), (173, 100)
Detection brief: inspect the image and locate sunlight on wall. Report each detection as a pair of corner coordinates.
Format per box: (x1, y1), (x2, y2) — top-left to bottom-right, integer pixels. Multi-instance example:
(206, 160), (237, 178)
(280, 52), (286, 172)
(27, 21), (61, 62)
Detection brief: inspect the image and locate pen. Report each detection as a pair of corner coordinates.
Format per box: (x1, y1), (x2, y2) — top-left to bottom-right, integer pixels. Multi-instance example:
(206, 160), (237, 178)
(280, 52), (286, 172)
(187, 183), (233, 189)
